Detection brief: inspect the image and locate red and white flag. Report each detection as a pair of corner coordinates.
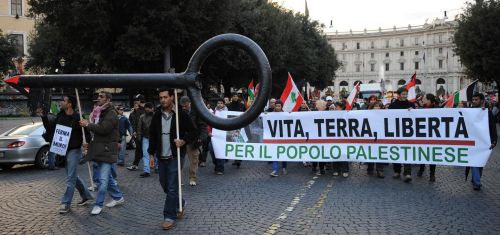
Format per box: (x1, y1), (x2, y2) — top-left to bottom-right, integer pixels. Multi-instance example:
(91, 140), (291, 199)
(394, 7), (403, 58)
(280, 72), (304, 112)
(345, 82), (360, 111)
(404, 72), (417, 102)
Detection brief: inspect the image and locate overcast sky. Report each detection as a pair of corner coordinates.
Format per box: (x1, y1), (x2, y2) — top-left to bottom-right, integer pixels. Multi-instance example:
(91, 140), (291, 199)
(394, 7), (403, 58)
(276, 0), (469, 32)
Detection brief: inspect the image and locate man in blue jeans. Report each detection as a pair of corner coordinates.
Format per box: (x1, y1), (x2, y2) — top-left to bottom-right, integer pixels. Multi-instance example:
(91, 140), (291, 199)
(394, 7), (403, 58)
(39, 95), (93, 214)
(470, 93), (497, 190)
(148, 88), (195, 230)
(81, 91), (125, 215)
(117, 106), (133, 166)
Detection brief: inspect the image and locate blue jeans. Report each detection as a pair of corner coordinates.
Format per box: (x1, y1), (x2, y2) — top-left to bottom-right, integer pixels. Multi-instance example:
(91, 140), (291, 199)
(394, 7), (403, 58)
(272, 161), (287, 172)
(471, 167), (483, 187)
(61, 149), (92, 205)
(209, 141), (224, 173)
(94, 162), (123, 207)
(48, 151), (56, 168)
(142, 137), (151, 173)
(117, 136), (127, 164)
(158, 158), (184, 220)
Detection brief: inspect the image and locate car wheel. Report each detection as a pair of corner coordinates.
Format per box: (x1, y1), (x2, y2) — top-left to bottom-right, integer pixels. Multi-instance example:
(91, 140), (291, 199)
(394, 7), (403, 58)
(0, 164), (15, 170)
(35, 146), (49, 168)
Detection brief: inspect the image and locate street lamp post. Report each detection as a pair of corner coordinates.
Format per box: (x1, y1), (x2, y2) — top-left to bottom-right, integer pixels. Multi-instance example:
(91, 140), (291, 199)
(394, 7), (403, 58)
(59, 58), (66, 95)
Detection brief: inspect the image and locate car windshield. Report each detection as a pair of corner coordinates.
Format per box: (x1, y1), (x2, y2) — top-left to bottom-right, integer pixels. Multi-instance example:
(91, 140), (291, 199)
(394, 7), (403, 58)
(4, 124), (43, 136)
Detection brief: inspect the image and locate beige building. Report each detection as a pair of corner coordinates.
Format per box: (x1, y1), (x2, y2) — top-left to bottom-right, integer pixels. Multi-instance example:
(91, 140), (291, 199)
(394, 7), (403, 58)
(0, 0), (35, 57)
(326, 17), (470, 98)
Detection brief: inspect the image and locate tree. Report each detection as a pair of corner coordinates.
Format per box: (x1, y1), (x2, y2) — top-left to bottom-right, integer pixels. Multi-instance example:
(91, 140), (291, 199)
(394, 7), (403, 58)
(27, 0), (338, 98)
(0, 30), (17, 75)
(454, 0), (500, 97)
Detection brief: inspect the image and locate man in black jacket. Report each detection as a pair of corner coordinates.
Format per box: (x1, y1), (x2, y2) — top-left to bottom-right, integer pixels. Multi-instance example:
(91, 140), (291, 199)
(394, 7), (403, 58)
(148, 88), (195, 230)
(179, 96), (208, 186)
(227, 93), (246, 168)
(39, 95), (93, 214)
(470, 93), (497, 190)
(389, 87), (416, 183)
(127, 94), (145, 171)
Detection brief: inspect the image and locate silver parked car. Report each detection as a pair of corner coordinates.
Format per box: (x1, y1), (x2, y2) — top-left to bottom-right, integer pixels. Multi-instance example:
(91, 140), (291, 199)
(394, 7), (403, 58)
(0, 122), (50, 170)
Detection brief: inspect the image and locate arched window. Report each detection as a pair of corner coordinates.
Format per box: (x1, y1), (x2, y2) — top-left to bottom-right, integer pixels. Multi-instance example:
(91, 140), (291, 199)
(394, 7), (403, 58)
(416, 79), (422, 85)
(398, 79), (406, 86)
(436, 78), (446, 84)
(354, 80), (363, 85)
(339, 81), (348, 86)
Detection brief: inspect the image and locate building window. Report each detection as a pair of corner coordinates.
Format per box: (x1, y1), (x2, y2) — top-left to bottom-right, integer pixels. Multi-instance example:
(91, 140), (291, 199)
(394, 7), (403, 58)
(415, 62), (419, 70)
(415, 51), (419, 56)
(400, 63), (404, 70)
(438, 34), (443, 43)
(439, 60), (443, 69)
(8, 34), (24, 57)
(342, 54), (346, 60)
(11, 0), (22, 16)
(438, 48), (443, 54)
(342, 42), (347, 50)
(385, 40), (390, 48)
(356, 42), (360, 50)
(341, 63), (346, 72)
(370, 64), (375, 72)
(370, 41), (375, 49)
(385, 63), (390, 71)
(370, 53), (374, 59)
(414, 37), (419, 45)
(400, 39), (404, 47)
(400, 51), (404, 56)
(385, 52), (389, 57)
(356, 64), (361, 72)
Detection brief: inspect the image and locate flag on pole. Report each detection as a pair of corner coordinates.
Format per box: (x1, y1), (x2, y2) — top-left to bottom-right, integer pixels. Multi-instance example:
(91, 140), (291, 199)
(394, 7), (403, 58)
(280, 72), (304, 112)
(246, 80), (255, 109)
(444, 80), (478, 108)
(345, 82), (360, 111)
(404, 72), (417, 102)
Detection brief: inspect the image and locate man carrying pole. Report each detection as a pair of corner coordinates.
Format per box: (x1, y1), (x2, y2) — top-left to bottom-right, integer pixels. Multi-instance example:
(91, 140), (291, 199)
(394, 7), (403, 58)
(148, 88), (195, 230)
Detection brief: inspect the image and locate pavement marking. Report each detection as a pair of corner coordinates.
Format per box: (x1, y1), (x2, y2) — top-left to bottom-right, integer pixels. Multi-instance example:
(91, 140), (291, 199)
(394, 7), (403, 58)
(300, 181), (334, 231)
(263, 177), (317, 235)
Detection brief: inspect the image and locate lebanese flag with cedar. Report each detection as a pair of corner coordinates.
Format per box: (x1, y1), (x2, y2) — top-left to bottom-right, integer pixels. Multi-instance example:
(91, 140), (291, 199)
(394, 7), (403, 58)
(345, 82), (360, 111)
(280, 72), (304, 112)
(404, 72), (417, 102)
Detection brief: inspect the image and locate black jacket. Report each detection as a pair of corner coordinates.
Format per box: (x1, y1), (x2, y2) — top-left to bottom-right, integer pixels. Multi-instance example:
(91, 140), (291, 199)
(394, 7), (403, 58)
(41, 111), (89, 151)
(183, 107), (208, 148)
(129, 107), (145, 133)
(148, 107), (196, 159)
(227, 101), (246, 112)
(388, 100), (416, 110)
(86, 104), (120, 163)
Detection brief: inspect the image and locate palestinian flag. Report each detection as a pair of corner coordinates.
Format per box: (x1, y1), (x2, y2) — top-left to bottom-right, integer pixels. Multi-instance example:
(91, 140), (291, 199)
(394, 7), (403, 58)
(444, 80), (478, 108)
(246, 80), (255, 109)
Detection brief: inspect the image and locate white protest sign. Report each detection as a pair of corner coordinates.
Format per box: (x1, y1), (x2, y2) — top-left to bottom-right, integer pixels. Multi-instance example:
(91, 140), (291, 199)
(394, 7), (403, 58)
(212, 109), (493, 167)
(49, 124), (73, 156)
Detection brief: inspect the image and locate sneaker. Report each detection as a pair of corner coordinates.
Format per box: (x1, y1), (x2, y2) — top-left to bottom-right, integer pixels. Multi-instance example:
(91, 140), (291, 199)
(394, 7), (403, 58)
(162, 218), (175, 230)
(199, 162), (206, 167)
(91, 206), (102, 215)
(270, 171), (278, 177)
(216, 171), (224, 175)
(282, 168), (287, 175)
(342, 172), (349, 178)
(106, 197), (125, 208)
(59, 204), (70, 214)
(127, 165), (138, 171)
(140, 172), (150, 177)
(189, 180), (197, 186)
(404, 175), (412, 183)
(332, 171), (339, 176)
(88, 186), (98, 192)
(429, 175), (436, 182)
(393, 173), (401, 178)
(77, 197), (93, 206)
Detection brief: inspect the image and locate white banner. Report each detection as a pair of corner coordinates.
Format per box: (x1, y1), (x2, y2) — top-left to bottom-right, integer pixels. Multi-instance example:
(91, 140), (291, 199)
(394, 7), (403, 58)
(49, 124), (72, 156)
(212, 109), (493, 167)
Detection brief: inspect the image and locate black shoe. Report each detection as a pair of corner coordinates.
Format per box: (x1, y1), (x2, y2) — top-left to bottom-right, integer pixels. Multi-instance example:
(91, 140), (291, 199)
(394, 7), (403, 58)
(473, 185), (481, 191)
(48, 166), (59, 170)
(127, 165), (138, 171)
(429, 175), (435, 182)
(140, 172), (150, 178)
(77, 197), (93, 206)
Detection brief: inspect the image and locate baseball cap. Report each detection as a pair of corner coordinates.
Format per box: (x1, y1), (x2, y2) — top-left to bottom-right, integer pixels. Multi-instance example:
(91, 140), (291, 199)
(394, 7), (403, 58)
(326, 96), (333, 101)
